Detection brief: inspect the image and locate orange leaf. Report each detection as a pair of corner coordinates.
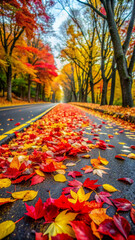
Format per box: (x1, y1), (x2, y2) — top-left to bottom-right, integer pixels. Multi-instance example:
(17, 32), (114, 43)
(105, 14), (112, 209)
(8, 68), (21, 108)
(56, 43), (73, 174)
(10, 156), (20, 170)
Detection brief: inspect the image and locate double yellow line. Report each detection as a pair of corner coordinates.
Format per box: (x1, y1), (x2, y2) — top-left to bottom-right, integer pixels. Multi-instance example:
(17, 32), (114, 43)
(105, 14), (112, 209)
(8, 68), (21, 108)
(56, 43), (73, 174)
(0, 105), (55, 142)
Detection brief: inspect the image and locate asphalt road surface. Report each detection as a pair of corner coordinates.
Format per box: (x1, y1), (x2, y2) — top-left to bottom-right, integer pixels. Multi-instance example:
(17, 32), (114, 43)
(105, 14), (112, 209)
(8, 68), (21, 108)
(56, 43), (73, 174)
(0, 103), (57, 145)
(0, 105), (135, 239)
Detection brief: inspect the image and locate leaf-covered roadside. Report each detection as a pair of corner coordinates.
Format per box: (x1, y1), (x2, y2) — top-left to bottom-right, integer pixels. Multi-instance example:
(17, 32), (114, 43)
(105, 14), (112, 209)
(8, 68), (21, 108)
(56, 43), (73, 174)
(0, 104), (135, 239)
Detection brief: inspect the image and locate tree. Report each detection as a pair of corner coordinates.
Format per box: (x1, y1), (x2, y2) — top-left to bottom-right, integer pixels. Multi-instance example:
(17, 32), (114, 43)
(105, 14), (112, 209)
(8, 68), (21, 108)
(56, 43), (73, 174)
(0, 0), (54, 101)
(76, 0), (135, 107)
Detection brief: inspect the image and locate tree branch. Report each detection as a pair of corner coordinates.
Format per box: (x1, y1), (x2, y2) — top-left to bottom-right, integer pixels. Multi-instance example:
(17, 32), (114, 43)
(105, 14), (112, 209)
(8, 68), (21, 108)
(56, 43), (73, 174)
(76, 0), (107, 20)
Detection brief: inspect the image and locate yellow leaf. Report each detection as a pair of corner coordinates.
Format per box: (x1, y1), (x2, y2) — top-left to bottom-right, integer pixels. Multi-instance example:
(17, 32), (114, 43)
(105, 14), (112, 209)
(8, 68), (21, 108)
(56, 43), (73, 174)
(98, 155), (109, 165)
(89, 208), (112, 226)
(127, 153), (135, 159)
(0, 179), (11, 189)
(35, 169), (45, 177)
(0, 198), (16, 204)
(54, 174), (67, 182)
(10, 156), (20, 170)
(44, 210), (77, 238)
(12, 190), (38, 201)
(82, 154), (91, 158)
(68, 187), (91, 204)
(0, 220), (15, 239)
(118, 142), (125, 145)
(102, 184), (118, 192)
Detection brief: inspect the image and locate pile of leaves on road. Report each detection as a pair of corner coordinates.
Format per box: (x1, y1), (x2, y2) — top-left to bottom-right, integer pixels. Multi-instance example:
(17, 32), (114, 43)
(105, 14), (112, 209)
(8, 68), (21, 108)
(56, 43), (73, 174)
(72, 102), (135, 127)
(0, 104), (135, 240)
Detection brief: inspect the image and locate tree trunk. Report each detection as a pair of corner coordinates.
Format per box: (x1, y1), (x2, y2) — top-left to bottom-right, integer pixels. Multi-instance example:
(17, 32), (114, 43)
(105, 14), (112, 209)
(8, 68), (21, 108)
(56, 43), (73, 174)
(101, 79), (108, 105)
(109, 59), (116, 105)
(35, 83), (39, 102)
(28, 77), (31, 103)
(42, 84), (45, 101)
(6, 65), (12, 102)
(90, 81), (95, 103)
(106, 0), (133, 107)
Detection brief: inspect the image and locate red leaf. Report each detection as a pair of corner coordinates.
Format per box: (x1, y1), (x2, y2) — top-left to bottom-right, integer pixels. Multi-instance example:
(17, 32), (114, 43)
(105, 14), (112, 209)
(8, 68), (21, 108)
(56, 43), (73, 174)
(113, 215), (131, 239)
(68, 171), (83, 178)
(41, 162), (56, 172)
(25, 198), (44, 220)
(119, 130), (124, 133)
(12, 173), (35, 184)
(71, 221), (96, 240)
(83, 178), (101, 190)
(117, 178), (134, 184)
(44, 198), (59, 223)
(100, 7), (106, 16)
(35, 232), (48, 240)
(111, 198), (132, 211)
(115, 155), (125, 160)
(130, 208), (135, 224)
(52, 234), (73, 240)
(54, 194), (71, 210)
(14, 122), (21, 126)
(30, 175), (45, 186)
(2, 168), (22, 179)
(95, 191), (113, 206)
(130, 145), (135, 150)
(98, 219), (125, 240)
(68, 180), (83, 188)
(128, 236), (135, 240)
(108, 144), (115, 148)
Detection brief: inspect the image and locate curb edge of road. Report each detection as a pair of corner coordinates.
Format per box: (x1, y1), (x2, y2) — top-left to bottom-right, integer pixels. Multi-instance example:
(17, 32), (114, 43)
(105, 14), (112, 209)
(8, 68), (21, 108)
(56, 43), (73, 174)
(0, 104), (58, 146)
(71, 103), (135, 124)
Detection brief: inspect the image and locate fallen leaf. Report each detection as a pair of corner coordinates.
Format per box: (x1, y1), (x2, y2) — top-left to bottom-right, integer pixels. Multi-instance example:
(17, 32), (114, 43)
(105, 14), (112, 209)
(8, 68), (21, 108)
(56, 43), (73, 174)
(102, 184), (118, 192)
(130, 208), (135, 224)
(12, 190), (38, 201)
(0, 198), (16, 206)
(30, 175), (45, 186)
(81, 165), (93, 173)
(25, 198), (44, 220)
(82, 154), (91, 158)
(117, 178), (134, 184)
(0, 178), (11, 189)
(68, 187), (91, 204)
(35, 169), (45, 177)
(89, 208), (112, 225)
(130, 145), (135, 150)
(83, 178), (101, 190)
(93, 169), (108, 178)
(68, 171), (83, 178)
(95, 192), (113, 206)
(0, 220), (15, 239)
(10, 156), (20, 170)
(66, 162), (76, 167)
(127, 153), (135, 159)
(111, 198), (132, 211)
(113, 214), (131, 239)
(14, 122), (21, 126)
(70, 221), (96, 240)
(54, 174), (67, 182)
(98, 219), (125, 240)
(115, 155), (125, 160)
(43, 210), (77, 238)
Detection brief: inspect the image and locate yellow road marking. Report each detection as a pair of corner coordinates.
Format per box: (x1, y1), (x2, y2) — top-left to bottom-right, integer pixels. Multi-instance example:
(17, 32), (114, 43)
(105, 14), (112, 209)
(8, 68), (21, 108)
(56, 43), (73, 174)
(0, 105), (56, 139)
(0, 135), (7, 140)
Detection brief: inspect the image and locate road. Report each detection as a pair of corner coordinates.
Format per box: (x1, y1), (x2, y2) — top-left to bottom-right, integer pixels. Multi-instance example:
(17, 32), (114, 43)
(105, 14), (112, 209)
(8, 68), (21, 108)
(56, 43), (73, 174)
(0, 103), (57, 145)
(0, 104), (135, 239)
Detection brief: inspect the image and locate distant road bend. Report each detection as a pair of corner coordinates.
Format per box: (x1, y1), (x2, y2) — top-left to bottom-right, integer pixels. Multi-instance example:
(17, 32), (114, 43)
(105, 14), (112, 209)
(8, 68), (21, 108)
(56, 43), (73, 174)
(0, 103), (57, 144)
